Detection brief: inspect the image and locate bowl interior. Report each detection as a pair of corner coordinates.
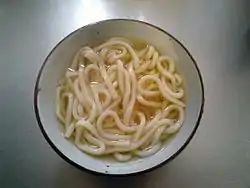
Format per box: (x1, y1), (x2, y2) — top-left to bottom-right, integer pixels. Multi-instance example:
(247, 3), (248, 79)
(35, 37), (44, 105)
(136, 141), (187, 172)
(35, 19), (204, 175)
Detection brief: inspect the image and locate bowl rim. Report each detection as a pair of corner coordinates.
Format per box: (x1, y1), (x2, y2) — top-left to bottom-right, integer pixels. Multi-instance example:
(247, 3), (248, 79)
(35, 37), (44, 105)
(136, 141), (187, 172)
(34, 18), (205, 176)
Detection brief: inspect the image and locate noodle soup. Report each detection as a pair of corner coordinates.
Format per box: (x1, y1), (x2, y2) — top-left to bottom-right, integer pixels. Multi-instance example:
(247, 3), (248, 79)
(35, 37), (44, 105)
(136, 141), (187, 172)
(56, 37), (185, 162)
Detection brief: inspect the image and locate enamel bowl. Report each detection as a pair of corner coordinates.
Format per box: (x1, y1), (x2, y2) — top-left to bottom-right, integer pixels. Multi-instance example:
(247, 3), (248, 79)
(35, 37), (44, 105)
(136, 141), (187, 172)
(34, 19), (204, 175)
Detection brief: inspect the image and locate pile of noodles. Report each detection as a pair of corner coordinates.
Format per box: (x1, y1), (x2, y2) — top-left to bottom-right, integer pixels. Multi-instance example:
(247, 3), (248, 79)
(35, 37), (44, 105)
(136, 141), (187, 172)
(56, 38), (185, 162)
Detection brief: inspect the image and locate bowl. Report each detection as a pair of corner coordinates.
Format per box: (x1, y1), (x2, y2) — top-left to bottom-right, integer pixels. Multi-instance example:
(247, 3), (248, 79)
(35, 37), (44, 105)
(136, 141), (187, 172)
(34, 19), (204, 175)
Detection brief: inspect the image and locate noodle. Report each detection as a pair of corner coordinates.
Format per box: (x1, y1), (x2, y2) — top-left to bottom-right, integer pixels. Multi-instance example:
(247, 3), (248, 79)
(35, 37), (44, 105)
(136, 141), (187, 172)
(56, 37), (186, 162)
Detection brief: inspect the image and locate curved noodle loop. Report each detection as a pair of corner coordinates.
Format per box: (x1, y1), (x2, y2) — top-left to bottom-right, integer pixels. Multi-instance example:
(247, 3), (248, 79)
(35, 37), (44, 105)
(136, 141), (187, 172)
(56, 37), (186, 162)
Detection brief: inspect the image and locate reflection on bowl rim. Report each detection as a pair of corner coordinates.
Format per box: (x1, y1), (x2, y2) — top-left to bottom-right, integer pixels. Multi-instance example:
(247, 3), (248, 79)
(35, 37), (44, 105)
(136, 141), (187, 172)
(34, 18), (205, 176)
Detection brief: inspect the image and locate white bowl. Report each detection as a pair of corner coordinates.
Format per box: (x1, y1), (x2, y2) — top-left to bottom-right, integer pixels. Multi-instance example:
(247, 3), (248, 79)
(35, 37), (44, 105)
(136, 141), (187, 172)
(34, 19), (204, 175)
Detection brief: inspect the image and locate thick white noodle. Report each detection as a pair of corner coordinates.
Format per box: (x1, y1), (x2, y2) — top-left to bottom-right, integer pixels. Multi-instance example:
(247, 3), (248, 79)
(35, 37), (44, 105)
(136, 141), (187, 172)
(149, 50), (159, 69)
(56, 38), (186, 161)
(78, 67), (93, 106)
(156, 56), (176, 85)
(103, 118), (173, 154)
(94, 40), (140, 68)
(106, 46), (127, 64)
(76, 132), (106, 155)
(162, 104), (184, 134)
(62, 93), (74, 128)
(84, 64), (100, 82)
(124, 64), (137, 124)
(174, 73), (183, 86)
(135, 60), (151, 74)
(64, 122), (75, 138)
(72, 99), (86, 120)
(145, 46), (155, 59)
(66, 69), (78, 78)
(137, 94), (162, 108)
(91, 86), (103, 114)
(113, 153), (132, 162)
(161, 75), (184, 99)
(82, 47), (118, 99)
(76, 119), (130, 148)
(117, 60), (125, 94)
(138, 82), (161, 97)
(97, 110), (137, 133)
(73, 79), (90, 112)
(134, 143), (162, 158)
(56, 87), (65, 123)
(151, 126), (166, 145)
(122, 67), (131, 112)
(70, 51), (80, 70)
(138, 75), (185, 107)
(133, 112), (146, 142)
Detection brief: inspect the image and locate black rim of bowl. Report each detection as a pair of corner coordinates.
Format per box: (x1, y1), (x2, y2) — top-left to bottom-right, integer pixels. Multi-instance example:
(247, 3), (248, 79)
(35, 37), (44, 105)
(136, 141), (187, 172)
(34, 18), (205, 176)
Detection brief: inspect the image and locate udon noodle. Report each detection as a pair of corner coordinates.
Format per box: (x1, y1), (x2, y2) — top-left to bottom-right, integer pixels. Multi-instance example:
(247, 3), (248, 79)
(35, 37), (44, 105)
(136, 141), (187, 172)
(56, 37), (185, 162)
